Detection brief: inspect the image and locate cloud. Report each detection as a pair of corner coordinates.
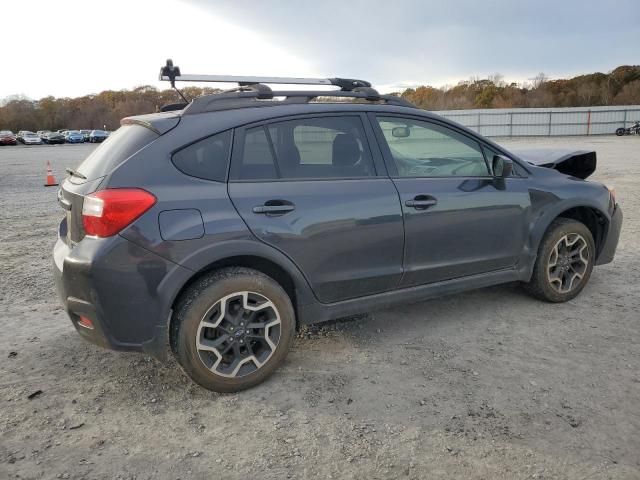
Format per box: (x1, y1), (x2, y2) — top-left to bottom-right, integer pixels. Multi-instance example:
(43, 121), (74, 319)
(2, 0), (638, 98)
(185, 0), (640, 89)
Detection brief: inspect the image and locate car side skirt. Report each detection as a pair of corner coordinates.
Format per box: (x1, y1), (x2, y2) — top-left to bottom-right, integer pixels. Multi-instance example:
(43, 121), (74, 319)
(298, 267), (522, 325)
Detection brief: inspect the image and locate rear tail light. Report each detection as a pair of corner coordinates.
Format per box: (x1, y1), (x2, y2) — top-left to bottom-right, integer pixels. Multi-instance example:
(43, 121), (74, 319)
(82, 188), (156, 237)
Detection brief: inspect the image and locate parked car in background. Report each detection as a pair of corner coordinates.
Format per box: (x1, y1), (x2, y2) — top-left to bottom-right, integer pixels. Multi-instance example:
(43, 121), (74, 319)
(43, 131), (66, 144)
(0, 130), (17, 145)
(80, 129), (92, 142)
(17, 131), (36, 144)
(88, 130), (108, 143)
(21, 132), (43, 145)
(37, 130), (51, 139)
(64, 130), (85, 143)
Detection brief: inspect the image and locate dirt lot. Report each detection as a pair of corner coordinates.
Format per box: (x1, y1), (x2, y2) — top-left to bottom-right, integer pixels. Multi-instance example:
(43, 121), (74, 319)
(1, 136), (639, 480)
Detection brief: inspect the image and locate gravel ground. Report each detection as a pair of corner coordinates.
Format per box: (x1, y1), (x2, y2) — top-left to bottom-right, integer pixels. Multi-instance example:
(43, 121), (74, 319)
(1, 137), (639, 480)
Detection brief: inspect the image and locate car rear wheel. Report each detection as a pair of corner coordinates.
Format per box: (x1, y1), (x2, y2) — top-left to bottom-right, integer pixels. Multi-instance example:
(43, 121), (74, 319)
(524, 218), (595, 302)
(172, 267), (295, 392)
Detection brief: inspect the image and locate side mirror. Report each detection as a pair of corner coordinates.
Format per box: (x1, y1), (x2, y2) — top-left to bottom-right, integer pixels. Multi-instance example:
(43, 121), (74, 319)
(492, 155), (513, 178)
(391, 126), (410, 138)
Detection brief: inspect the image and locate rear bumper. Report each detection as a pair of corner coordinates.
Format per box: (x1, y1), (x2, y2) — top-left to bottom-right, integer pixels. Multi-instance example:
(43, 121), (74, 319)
(596, 204), (622, 265)
(53, 223), (192, 360)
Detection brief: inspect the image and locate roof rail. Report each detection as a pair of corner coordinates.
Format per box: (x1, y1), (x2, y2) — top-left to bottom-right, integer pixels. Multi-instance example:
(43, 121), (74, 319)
(159, 59), (371, 91)
(184, 89), (416, 115)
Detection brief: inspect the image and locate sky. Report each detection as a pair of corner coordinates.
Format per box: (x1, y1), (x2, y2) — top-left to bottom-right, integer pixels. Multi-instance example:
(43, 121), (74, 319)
(2, 0), (639, 99)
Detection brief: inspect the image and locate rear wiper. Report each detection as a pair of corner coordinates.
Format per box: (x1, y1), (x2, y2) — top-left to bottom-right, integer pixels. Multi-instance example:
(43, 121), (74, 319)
(65, 168), (87, 180)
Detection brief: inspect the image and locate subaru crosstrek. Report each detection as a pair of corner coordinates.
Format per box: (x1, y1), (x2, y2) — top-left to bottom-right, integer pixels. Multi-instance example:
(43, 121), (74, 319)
(53, 62), (622, 392)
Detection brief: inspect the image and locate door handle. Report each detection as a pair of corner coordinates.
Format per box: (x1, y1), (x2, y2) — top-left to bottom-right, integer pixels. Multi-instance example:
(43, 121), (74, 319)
(252, 200), (296, 215)
(405, 195), (437, 210)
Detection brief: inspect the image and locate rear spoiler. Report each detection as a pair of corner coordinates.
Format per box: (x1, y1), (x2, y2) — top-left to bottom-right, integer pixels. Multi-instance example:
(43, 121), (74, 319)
(121, 111), (180, 135)
(512, 149), (596, 180)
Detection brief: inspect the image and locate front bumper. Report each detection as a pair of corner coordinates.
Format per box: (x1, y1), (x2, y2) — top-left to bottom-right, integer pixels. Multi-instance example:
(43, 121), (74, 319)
(53, 220), (192, 360)
(596, 204), (623, 265)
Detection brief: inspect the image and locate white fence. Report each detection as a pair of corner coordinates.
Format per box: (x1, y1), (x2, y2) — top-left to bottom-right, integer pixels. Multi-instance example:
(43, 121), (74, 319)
(433, 105), (640, 137)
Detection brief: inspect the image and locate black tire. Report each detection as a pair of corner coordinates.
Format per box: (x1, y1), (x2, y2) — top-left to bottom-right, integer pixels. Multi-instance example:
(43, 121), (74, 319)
(524, 218), (595, 302)
(615, 128), (625, 136)
(172, 267), (295, 392)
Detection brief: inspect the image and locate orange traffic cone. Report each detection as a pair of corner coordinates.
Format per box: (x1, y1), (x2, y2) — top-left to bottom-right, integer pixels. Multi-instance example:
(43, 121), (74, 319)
(44, 161), (58, 187)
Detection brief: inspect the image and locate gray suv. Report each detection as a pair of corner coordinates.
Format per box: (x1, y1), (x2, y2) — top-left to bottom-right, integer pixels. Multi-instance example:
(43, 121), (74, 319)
(53, 62), (622, 392)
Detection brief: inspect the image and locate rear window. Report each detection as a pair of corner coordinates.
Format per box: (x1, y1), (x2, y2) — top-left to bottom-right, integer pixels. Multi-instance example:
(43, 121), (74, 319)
(76, 125), (158, 180)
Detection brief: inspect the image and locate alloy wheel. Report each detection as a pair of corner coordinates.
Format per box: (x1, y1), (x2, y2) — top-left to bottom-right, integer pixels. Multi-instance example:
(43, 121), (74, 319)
(195, 291), (281, 378)
(546, 233), (590, 294)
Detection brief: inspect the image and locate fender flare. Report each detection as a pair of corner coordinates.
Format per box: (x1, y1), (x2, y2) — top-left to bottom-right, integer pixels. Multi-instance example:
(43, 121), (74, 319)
(156, 238), (318, 322)
(523, 197), (609, 278)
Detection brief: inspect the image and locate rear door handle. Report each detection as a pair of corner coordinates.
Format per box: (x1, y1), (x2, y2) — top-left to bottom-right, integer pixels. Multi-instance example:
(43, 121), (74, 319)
(252, 200), (296, 215)
(405, 195), (437, 210)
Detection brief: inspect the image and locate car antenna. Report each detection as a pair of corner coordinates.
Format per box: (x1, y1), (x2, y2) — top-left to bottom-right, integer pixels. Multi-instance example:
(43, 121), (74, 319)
(160, 59), (190, 104)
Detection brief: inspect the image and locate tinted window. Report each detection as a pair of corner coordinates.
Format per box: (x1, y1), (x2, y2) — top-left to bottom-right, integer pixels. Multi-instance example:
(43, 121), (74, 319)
(172, 130), (232, 182)
(233, 116), (375, 181)
(232, 127), (279, 180)
(376, 117), (489, 177)
(77, 125), (158, 180)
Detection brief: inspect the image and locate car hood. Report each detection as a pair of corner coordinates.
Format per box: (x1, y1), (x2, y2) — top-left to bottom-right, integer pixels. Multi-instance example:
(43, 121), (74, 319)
(511, 148), (596, 180)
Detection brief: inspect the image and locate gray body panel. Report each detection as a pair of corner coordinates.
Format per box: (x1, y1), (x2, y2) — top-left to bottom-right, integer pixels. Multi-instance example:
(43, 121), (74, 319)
(391, 176), (531, 287)
(53, 101), (622, 360)
(228, 178), (404, 303)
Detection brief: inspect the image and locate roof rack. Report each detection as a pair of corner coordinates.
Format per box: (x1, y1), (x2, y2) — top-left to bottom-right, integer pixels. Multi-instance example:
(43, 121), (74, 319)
(159, 59), (372, 92)
(158, 59), (416, 113)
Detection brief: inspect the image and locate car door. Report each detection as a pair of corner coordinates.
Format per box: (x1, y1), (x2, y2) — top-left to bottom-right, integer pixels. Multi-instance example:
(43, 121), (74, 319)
(227, 113), (404, 303)
(370, 113), (531, 288)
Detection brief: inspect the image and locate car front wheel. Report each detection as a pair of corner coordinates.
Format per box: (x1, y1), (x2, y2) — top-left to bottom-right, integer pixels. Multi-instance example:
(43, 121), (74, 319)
(524, 218), (595, 302)
(172, 267), (295, 392)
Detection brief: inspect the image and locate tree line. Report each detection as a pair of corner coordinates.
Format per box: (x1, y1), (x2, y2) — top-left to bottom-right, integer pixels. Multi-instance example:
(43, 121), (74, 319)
(399, 65), (640, 110)
(1, 66), (639, 133)
(0, 86), (221, 133)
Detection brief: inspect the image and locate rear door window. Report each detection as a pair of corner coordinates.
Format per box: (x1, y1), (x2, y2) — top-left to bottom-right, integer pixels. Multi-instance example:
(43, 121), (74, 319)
(76, 125), (158, 180)
(231, 127), (279, 180)
(231, 116), (375, 181)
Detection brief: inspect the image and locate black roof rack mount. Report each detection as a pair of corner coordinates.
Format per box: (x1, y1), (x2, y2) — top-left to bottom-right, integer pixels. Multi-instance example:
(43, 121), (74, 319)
(157, 59), (417, 113)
